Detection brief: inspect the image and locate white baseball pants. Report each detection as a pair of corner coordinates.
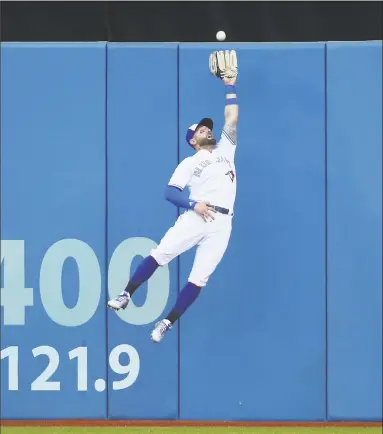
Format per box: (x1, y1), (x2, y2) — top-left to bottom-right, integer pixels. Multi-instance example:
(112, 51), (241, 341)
(150, 209), (232, 287)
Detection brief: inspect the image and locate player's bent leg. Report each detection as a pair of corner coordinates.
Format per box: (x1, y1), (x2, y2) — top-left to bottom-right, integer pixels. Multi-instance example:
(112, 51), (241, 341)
(188, 225), (232, 288)
(149, 213), (207, 343)
(107, 255), (160, 311)
(109, 211), (203, 312)
(150, 224), (232, 342)
(150, 211), (204, 267)
(151, 282), (202, 343)
(166, 282), (202, 323)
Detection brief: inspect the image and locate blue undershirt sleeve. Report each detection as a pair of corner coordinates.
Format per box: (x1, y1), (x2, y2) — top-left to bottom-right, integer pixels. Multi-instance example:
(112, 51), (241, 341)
(164, 185), (196, 210)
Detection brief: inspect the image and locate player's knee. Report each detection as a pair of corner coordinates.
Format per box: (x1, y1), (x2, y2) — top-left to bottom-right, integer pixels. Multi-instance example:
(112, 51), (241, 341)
(150, 249), (172, 267)
(188, 276), (208, 288)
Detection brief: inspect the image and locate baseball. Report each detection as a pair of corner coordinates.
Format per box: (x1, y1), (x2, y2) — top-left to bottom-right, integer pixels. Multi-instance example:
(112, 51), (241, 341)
(216, 30), (226, 42)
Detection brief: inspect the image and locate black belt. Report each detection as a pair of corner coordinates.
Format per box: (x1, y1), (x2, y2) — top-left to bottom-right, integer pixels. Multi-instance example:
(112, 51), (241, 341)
(211, 205), (230, 215)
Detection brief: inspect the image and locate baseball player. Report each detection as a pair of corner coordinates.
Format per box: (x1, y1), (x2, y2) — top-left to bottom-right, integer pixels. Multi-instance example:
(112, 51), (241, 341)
(108, 50), (239, 343)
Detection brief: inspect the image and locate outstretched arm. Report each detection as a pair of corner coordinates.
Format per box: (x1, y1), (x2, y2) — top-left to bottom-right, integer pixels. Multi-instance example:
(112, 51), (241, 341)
(209, 49), (239, 146)
(223, 76), (238, 146)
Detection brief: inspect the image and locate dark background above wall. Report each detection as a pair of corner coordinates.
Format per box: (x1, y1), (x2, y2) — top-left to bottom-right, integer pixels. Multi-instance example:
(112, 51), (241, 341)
(1, 1), (382, 43)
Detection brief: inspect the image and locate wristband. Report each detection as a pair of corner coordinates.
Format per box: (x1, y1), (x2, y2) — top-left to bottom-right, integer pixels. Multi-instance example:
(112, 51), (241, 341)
(226, 97), (238, 105)
(225, 84), (236, 95)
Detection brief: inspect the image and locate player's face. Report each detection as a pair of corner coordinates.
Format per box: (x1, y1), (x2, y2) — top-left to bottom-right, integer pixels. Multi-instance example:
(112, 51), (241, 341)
(192, 126), (216, 150)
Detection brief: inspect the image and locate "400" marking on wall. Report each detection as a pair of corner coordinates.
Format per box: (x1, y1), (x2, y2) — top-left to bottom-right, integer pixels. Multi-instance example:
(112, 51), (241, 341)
(1, 238), (170, 327)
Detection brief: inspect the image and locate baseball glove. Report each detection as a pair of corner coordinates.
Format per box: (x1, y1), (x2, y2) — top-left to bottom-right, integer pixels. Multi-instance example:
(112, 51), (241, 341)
(209, 50), (238, 80)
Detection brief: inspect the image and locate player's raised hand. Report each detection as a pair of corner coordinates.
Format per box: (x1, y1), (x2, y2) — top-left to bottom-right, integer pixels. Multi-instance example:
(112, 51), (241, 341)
(194, 202), (217, 222)
(209, 50), (238, 85)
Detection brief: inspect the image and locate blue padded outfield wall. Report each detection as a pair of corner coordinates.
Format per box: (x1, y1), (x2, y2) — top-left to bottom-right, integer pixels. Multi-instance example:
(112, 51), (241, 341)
(1, 41), (382, 421)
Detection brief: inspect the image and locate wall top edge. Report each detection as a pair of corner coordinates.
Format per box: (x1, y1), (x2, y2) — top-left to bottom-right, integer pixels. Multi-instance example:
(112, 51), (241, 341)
(0, 42), (108, 49)
(0, 40), (381, 49)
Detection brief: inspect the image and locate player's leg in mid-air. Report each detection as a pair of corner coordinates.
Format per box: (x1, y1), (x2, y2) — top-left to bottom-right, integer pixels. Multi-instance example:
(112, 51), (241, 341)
(106, 254), (159, 311)
(107, 211), (203, 311)
(151, 217), (232, 343)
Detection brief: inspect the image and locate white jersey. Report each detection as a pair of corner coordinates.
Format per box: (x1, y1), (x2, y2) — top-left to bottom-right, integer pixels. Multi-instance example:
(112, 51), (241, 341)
(168, 123), (237, 212)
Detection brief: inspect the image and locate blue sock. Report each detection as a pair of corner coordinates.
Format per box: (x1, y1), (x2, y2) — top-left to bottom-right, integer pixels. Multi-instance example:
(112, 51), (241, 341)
(124, 256), (159, 296)
(166, 282), (201, 324)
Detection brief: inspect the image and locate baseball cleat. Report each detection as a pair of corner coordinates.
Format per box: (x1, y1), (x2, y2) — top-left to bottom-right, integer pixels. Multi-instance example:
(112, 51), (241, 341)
(151, 319), (172, 343)
(107, 291), (131, 311)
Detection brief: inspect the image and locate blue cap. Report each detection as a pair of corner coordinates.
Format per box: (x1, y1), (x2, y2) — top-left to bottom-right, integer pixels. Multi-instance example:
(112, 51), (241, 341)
(185, 118), (213, 146)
